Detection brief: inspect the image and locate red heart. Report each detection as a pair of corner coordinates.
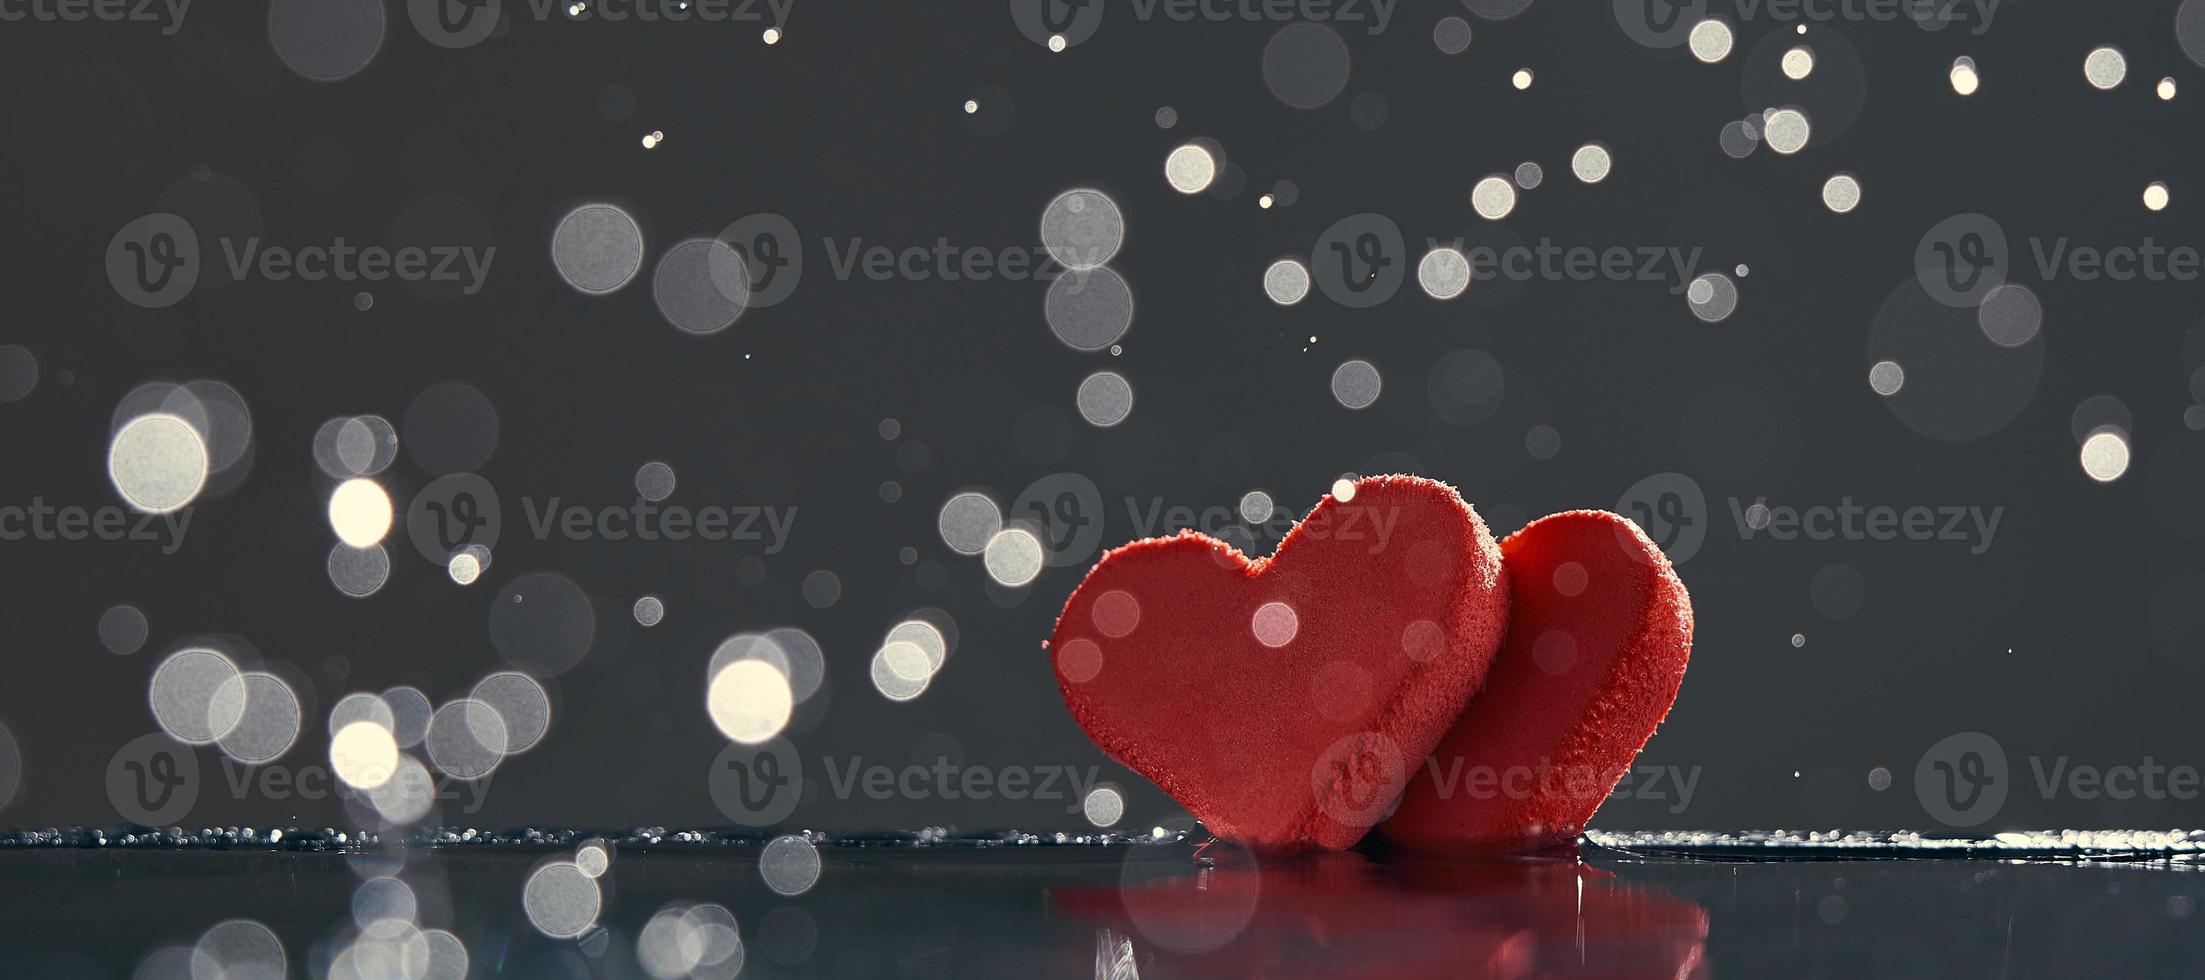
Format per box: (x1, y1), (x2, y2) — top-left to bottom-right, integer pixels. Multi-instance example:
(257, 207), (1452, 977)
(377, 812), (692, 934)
(1050, 476), (1510, 851)
(1380, 510), (1694, 852)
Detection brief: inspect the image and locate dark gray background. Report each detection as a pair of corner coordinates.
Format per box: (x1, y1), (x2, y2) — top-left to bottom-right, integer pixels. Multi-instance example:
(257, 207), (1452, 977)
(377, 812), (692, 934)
(1, 0), (2201, 836)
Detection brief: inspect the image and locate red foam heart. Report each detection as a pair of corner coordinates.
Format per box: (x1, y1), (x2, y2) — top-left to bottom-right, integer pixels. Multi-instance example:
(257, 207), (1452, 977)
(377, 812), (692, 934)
(1050, 476), (1509, 851)
(1380, 510), (1694, 853)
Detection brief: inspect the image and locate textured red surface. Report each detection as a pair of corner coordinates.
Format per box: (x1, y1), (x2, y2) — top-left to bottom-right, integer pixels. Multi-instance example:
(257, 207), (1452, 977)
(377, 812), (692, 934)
(1380, 510), (1694, 853)
(1050, 476), (1509, 851)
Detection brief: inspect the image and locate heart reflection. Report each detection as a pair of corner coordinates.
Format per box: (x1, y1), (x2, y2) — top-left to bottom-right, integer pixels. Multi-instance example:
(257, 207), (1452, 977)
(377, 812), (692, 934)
(1055, 843), (1709, 978)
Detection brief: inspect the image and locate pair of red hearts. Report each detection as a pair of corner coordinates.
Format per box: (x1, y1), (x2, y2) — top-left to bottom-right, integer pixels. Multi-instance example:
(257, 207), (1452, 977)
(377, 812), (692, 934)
(1050, 475), (1693, 852)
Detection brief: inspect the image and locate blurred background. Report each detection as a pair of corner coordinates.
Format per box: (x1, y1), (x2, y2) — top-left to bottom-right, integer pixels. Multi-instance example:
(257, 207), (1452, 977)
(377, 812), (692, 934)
(0, 0), (2202, 839)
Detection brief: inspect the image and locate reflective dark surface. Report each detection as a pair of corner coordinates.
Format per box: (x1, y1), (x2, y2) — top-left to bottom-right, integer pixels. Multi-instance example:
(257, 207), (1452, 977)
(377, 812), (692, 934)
(3, 831), (2202, 978)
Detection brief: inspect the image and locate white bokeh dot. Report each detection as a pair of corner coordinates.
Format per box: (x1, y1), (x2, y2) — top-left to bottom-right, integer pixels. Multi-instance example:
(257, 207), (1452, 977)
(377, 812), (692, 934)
(2085, 46), (2128, 90)
(984, 527), (1046, 587)
(1418, 247), (1473, 299)
(1164, 143), (1218, 195)
(1252, 602), (1299, 648)
(1264, 258), (1312, 305)
(1689, 19), (1735, 63)
(1083, 786), (1125, 828)
(1869, 360), (1906, 396)
(760, 835), (822, 896)
(2081, 431), (2131, 482)
(1571, 144), (1613, 184)
(1822, 174), (1862, 214)
(1331, 360), (1382, 409)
